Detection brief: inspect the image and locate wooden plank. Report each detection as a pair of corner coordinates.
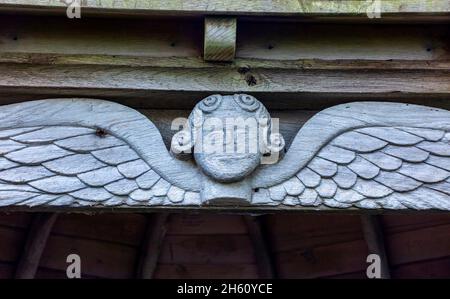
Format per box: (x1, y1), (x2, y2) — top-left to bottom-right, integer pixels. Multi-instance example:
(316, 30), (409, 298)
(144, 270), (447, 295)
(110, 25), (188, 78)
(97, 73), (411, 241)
(136, 213), (169, 279)
(0, 212), (32, 229)
(0, 0), (448, 20)
(159, 235), (255, 264)
(51, 213), (147, 246)
(382, 214), (450, 234)
(0, 63), (448, 110)
(40, 234), (138, 278)
(0, 226), (27, 263)
(154, 263), (259, 279)
(244, 216), (276, 278)
(266, 215), (364, 253)
(391, 257), (450, 278)
(15, 213), (57, 278)
(276, 223), (450, 278)
(167, 214), (247, 235)
(360, 215), (391, 278)
(276, 238), (369, 278)
(0, 262), (14, 278)
(385, 224), (450, 265)
(204, 17), (236, 62)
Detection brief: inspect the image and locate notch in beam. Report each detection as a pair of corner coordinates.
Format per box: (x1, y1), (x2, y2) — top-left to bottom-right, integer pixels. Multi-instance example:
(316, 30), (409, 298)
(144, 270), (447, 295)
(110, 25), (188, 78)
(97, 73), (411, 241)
(204, 17), (237, 62)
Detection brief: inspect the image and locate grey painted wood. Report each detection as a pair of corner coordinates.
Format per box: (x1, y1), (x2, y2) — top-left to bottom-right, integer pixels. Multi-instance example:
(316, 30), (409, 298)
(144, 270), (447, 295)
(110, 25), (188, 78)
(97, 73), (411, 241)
(1, 0), (448, 20)
(0, 97), (447, 212)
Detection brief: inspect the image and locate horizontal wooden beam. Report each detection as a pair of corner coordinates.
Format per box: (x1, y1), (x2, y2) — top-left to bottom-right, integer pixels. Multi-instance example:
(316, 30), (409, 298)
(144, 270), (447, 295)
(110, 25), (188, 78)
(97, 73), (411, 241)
(0, 0), (448, 20)
(0, 59), (448, 109)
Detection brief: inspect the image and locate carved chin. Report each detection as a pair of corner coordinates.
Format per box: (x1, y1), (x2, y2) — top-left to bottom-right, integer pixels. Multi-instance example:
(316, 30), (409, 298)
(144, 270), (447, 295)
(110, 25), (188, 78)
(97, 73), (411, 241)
(195, 153), (261, 183)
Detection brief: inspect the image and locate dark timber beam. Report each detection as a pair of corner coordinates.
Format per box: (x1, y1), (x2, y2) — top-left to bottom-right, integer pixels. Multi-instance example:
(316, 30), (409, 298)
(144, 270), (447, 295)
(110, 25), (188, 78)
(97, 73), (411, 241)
(361, 215), (391, 279)
(136, 213), (170, 279)
(244, 216), (276, 279)
(15, 213), (58, 279)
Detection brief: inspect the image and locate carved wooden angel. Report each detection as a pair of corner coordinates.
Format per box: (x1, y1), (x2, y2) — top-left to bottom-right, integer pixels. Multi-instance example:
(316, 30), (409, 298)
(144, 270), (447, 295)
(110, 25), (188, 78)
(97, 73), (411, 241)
(0, 95), (448, 211)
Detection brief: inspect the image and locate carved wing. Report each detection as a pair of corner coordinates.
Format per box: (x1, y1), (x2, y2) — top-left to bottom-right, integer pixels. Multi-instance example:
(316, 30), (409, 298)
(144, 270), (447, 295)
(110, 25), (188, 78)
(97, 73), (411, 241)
(252, 102), (450, 210)
(0, 99), (201, 208)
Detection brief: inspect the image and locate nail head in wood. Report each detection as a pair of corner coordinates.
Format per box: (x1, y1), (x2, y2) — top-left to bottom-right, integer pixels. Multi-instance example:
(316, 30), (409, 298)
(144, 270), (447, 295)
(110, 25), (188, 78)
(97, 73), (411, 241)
(204, 17), (236, 62)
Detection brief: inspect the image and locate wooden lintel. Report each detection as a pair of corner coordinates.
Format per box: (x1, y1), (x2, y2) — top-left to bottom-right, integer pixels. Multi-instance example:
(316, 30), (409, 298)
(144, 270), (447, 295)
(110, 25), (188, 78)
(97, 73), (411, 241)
(0, 1), (448, 21)
(136, 213), (170, 279)
(15, 213), (58, 279)
(204, 17), (236, 62)
(361, 215), (391, 279)
(244, 216), (276, 279)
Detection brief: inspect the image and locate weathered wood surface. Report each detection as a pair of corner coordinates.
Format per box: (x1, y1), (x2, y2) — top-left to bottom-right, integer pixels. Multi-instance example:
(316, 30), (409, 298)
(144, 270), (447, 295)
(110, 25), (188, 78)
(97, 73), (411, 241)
(204, 17), (236, 62)
(0, 212), (449, 278)
(0, 0), (448, 20)
(266, 214), (450, 278)
(0, 16), (448, 108)
(0, 99), (448, 212)
(15, 213), (57, 278)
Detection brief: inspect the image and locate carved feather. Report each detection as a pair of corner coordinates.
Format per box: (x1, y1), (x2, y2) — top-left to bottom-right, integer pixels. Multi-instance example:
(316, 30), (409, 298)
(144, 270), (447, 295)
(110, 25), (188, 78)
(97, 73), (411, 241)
(0, 99), (201, 208)
(256, 102), (450, 211)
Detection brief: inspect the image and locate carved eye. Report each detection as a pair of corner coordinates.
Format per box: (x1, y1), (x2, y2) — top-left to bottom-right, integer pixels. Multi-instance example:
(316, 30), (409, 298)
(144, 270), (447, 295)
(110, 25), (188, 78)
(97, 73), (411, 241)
(234, 94), (260, 112)
(198, 94), (222, 113)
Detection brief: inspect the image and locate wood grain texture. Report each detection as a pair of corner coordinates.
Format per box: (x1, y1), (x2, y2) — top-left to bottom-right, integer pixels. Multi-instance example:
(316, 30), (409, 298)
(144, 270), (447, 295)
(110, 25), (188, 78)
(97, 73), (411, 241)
(0, 63), (449, 109)
(15, 213), (57, 278)
(0, 0), (448, 20)
(204, 17), (236, 62)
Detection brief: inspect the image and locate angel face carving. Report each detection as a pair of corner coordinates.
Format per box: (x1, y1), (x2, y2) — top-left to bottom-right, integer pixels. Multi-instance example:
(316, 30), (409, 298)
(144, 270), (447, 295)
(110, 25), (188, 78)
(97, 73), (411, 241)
(171, 94), (285, 183)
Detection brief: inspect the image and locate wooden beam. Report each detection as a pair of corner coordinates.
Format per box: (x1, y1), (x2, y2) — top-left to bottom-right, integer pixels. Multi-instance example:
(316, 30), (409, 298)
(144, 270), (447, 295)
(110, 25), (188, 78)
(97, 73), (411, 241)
(244, 216), (276, 279)
(204, 17), (236, 62)
(0, 0), (448, 20)
(136, 213), (169, 279)
(15, 213), (57, 279)
(360, 215), (391, 279)
(0, 61), (448, 109)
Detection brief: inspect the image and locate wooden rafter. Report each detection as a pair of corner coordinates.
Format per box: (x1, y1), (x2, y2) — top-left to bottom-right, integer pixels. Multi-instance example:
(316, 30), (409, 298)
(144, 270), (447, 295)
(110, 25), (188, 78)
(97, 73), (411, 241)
(244, 216), (276, 279)
(136, 213), (170, 279)
(15, 213), (57, 279)
(360, 215), (391, 279)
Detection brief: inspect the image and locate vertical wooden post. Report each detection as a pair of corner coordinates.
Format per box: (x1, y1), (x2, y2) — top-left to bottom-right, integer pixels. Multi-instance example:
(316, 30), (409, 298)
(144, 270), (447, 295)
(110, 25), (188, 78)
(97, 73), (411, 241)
(15, 213), (58, 279)
(136, 213), (170, 279)
(244, 215), (276, 279)
(361, 215), (391, 279)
